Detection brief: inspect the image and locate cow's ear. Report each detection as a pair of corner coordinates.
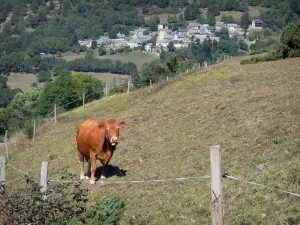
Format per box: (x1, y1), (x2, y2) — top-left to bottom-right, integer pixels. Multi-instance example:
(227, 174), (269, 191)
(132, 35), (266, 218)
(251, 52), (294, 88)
(98, 122), (107, 129)
(119, 121), (127, 128)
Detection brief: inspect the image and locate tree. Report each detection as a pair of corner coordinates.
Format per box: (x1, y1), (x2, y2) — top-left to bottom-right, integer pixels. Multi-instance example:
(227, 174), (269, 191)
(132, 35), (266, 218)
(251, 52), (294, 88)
(207, 14), (216, 26)
(239, 40), (249, 51)
(0, 75), (8, 88)
(167, 41), (176, 52)
(0, 75), (22, 108)
(0, 108), (11, 135)
(38, 75), (78, 116)
(73, 72), (104, 102)
(160, 49), (167, 61)
(221, 15), (235, 24)
(8, 87), (42, 130)
(91, 40), (97, 49)
(37, 70), (52, 83)
(280, 20), (300, 58)
(241, 10), (250, 30)
(98, 44), (106, 56)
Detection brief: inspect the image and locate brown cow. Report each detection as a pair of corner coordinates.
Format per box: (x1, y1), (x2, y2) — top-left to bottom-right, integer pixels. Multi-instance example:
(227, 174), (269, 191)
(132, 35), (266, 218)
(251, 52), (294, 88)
(76, 119), (127, 184)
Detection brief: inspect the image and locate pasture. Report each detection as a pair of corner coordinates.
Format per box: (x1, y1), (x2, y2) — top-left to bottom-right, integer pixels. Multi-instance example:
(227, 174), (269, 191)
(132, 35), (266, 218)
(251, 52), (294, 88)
(61, 51), (158, 71)
(98, 52), (158, 71)
(72, 72), (130, 85)
(7, 73), (38, 91)
(6, 72), (128, 92)
(144, 12), (183, 22)
(215, 6), (263, 23)
(5, 57), (300, 224)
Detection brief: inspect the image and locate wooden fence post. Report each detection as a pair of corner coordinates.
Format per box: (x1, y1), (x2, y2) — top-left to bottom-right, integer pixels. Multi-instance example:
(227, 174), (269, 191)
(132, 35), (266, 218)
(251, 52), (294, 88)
(4, 130), (8, 159)
(150, 79), (152, 87)
(32, 120), (36, 143)
(167, 76), (169, 81)
(127, 80), (130, 93)
(82, 92), (85, 108)
(40, 161), (48, 193)
(0, 156), (5, 195)
(210, 145), (224, 225)
(54, 104), (57, 124)
(105, 83), (108, 98)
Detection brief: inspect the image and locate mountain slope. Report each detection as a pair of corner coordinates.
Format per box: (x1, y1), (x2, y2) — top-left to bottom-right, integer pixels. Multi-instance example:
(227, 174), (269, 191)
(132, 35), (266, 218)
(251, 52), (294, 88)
(5, 57), (300, 224)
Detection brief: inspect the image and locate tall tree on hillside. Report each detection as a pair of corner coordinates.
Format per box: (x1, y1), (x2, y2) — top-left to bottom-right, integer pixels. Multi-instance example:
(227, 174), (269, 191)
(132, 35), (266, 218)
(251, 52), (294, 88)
(37, 70), (52, 83)
(91, 40), (97, 49)
(98, 44), (106, 56)
(280, 20), (300, 58)
(241, 10), (250, 30)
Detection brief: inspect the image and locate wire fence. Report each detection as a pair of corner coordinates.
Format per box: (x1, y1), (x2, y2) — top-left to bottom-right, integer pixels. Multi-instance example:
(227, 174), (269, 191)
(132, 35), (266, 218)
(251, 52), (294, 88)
(4, 160), (300, 198)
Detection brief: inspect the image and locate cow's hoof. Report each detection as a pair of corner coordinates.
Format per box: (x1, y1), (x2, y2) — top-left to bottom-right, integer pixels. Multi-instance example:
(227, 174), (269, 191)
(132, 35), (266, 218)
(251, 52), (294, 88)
(89, 180), (96, 184)
(85, 176), (89, 180)
(100, 175), (106, 180)
(80, 175), (85, 180)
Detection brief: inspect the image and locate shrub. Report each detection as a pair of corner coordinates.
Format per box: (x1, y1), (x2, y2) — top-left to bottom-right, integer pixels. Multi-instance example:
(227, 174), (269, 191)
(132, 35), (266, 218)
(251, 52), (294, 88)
(240, 50), (281, 65)
(0, 175), (125, 224)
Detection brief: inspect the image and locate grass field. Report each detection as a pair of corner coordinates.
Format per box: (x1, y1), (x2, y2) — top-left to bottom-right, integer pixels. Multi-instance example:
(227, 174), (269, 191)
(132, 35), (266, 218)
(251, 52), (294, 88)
(144, 12), (183, 22)
(7, 73), (38, 91)
(72, 72), (130, 85)
(61, 51), (158, 71)
(61, 51), (87, 61)
(215, 6), (262, 23)
(98, 52), (158, 70)
(5, 57), (300, 224)
(6, 72), (128, 92)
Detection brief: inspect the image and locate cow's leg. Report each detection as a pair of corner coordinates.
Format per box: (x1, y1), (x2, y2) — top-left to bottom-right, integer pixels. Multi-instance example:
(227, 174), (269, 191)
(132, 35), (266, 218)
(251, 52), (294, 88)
(78, 152), (85, 180)
(101, 164), (107, 179)
(89, 154), (97, 184)
(101, 159), (110, 179)
(86, 157), (91, 179)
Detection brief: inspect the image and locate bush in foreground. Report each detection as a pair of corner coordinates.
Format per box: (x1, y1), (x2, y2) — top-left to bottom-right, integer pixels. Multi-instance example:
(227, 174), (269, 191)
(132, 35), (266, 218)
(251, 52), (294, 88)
(0, 176), (125, 225)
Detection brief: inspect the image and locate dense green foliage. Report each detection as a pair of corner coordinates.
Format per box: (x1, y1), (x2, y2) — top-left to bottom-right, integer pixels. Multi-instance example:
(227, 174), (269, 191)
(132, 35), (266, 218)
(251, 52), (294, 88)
(0, 71), (104, 136)
(0, 75), (22, 108)
(280, 20), (300, 58)
(0, 175), (124, 224)
(0, 0), (300, 77)
(68, 56), (138, 75)
(250, 37), (274, 53)
(241, 20), (300, 65)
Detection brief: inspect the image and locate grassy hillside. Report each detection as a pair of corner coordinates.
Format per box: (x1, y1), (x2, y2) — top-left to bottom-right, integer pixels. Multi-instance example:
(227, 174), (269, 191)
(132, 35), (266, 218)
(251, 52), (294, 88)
(5, 57), (300, 224)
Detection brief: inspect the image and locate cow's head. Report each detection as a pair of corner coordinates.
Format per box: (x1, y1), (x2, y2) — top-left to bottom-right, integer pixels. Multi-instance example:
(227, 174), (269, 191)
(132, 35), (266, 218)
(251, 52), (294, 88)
(98, 119), (127, 149)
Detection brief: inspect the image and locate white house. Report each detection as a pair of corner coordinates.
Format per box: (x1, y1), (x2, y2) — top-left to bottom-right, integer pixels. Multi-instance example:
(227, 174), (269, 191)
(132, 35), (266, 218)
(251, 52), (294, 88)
(226, 23), (239, 32)
(78, 40), (92, 48)
(249, 19), (264, 30)
(145, 43), (153, 52)
(158, 22), (168, 31)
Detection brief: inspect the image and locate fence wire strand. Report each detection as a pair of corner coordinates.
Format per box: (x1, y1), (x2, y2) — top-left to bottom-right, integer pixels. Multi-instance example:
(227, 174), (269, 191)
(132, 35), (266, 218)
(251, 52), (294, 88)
(6, 163), (29, 175)
(224, 174), (300, 198)
(49, 175), (210, 185)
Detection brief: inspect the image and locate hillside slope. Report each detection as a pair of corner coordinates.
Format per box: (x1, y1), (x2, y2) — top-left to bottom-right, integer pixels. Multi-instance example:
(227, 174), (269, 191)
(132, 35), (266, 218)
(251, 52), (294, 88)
(5, 57), (300, 224)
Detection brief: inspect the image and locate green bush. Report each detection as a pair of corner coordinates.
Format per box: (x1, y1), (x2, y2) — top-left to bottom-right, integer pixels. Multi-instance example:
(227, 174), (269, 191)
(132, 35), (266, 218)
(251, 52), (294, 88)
(86, 197), (125, 225)
(241, 51), (281, 65)
(23, 119), (34, 138)
(0, 175), (125, 225)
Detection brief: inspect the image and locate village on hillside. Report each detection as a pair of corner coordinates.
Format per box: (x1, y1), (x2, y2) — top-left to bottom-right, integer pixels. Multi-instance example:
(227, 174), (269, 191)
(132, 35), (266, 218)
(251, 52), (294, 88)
(78, 19), (264, 53)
